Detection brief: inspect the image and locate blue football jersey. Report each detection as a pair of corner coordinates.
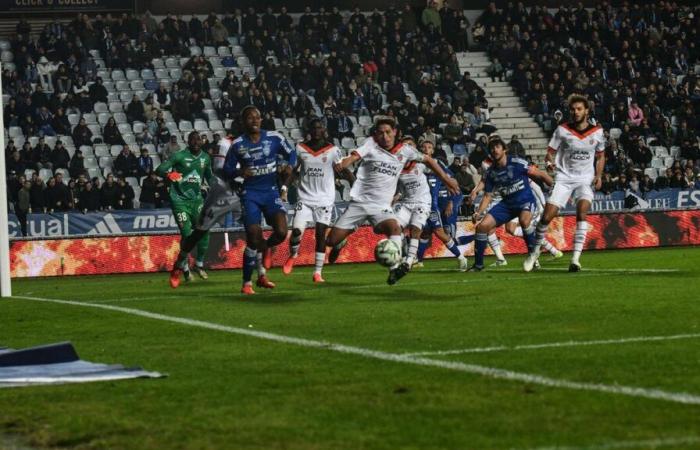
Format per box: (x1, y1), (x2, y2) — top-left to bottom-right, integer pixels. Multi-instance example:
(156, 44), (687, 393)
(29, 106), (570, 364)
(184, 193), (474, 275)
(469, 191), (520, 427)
(483, 156), (535, 205)
(223, 130), (296, 191)
(427, 160), (451, 212)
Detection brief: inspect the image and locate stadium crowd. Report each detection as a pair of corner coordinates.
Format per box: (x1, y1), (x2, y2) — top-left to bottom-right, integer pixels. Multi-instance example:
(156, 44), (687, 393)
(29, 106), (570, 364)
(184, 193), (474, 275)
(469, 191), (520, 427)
(3, 2), (700, 235)
(475, 1), (700, 191)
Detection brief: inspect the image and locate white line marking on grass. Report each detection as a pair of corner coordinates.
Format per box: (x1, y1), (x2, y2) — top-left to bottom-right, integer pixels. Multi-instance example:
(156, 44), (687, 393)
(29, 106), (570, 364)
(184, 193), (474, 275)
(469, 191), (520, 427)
(519, 435), (700, 450)
(404, 333), (700, 357)
(11, 295), (700, 406)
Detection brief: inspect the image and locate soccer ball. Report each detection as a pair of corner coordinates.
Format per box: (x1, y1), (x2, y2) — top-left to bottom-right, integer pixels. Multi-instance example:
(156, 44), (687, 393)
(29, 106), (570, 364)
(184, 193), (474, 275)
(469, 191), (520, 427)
(374, 239), (402, 267)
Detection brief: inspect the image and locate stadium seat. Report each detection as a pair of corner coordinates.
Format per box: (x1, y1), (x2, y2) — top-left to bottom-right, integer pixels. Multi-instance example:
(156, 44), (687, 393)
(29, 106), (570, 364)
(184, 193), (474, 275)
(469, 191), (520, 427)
(45, 136), (57, 148)
(83, 113), (97, 124)
(23, 169), (34, 179)
(356, 137), (367, 146)
(644, 168), (658, 180)
(664, 157), (675, 167)
(97, 113), (111, 125)
(224, 119), (234, 129)
(169, 68), (182, 80)
(109, 102), (123, 113)
(203, 46), (216, 57)
(94, 144), (110, 157)
(150, 155), (161, 167)
(88, 168), (101, 179)
(179, 121), (193, 132)
(290, 128), (303, 140)
(232, 45), (245, 57)
(3, 62), (15, 72)
(274, 118), (284, 130)
(358, 116), (372, 127)
(38, 168), (53, 182)
(88, 124), (102, 136)
(113, 113), (127, 123)
(132, 122), (146, 134)
(341, 137), (356, 149)
(123, 134), (136, 145)
(610, 128), (622, 140)
(83, 157), (98, 169)
(110, 145), (123, 156)
(130, 80), (145, 91)
(194, 120), (209, 131)
(28, 136), (39, 147)
(236, 56), (250, 67)
(117, 123), (132, 135)
(214, 67), (227, 78)
(165, 58), (179, 68)
(0, 40), (10, 51)
(209, 89), (221, 101)
(669, 146), (680, 158)
(99, 156), (113, 168)
(8, 126), (22, 138)
(102, 167), (113, 177)
(209, 119), (224, 130)
(284, 118), (299, 129)
(189, 46), (202, 56)
(144, 79), (159, 91)
(155, 68), (169, 79)
(1, 51), (13, 63)
(126, 69), (140, 81)
(116, 80), (130, 91)
(141, 69), (155, 80)
(221, 56), (236, 67)
(152, 58), (164, 69)
(217, 46), (231, 56)
(111, 70), (126, 81)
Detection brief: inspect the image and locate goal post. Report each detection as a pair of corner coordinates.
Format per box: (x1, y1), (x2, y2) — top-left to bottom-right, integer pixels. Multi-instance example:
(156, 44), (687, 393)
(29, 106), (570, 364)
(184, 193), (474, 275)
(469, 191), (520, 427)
(0, 60), (12, 297)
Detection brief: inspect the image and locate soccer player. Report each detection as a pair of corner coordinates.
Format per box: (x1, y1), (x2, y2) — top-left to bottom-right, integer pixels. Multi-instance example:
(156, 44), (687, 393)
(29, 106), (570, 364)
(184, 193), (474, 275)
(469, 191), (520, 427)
(223, 106), (296, 295)
(325, 116), (459, 285)
(414, 140), (469, 271)
(393, 136), (432, 269)
(283, 118), (353, 283)
(155, 131), (215, 288)
(470, 138), (552, 271)
(524, 94), (605, 273)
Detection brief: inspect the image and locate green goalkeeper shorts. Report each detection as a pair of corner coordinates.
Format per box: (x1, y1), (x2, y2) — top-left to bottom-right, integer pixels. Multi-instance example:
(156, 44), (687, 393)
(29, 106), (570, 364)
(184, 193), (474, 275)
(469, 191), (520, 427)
(171, 198), (203, 238)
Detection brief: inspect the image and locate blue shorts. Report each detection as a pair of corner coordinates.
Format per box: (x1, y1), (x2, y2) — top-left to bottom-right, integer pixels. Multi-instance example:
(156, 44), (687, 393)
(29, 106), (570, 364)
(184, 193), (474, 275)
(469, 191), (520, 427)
(488, 200), (535, 226)
(241, 189), (287, 227)
(424, 210), (443, 232)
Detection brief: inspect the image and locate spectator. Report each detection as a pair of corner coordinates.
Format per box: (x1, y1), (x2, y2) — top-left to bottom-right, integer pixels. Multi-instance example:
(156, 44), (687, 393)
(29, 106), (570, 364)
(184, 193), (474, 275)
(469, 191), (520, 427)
(669, 171), (687, 189)
(7, 152), (26, 176)
(486, 58), (504, 82)
(16, 180), (31, 235)
(455, 160), (477, 195)
(51, 108), (71, 136)
(78, 181), (101, 213)
(137, 148), (154, 178)
(114, 147), (139, 178)
(628, 102), (644, 128)
(116, 177), (135, 210)
(600, 173), (615, 194)
(72, 118), (93, 147)
(100, 174), (119, 210)
(29, 175), (46, 213)
(50, 140), (70, 170)
(421, 0), (441, 32)
(32, 137), (53, 171)
(126, 95), (146, 123)
(69, 149), (86, 179)
(655, 169), (672, 190)
(45, 176), (70, 212)
(641, 174), (655, 193)
(507, 135), (526, 158)
(615, 173), (629, 191)
(103, 117), (125, 146)
(89, 77), (108, 104)
(139, 172), (164, 209)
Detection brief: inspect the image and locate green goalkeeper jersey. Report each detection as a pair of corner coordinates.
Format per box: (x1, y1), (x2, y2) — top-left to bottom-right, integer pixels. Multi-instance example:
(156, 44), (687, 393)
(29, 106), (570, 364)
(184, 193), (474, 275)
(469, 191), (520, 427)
(156, 148), (213, 202)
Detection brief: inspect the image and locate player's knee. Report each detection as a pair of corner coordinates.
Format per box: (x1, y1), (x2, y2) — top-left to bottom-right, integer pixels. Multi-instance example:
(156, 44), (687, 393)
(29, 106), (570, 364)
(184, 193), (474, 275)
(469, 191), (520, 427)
(476, 222), (491, 234)
(292, 228), (302, 237)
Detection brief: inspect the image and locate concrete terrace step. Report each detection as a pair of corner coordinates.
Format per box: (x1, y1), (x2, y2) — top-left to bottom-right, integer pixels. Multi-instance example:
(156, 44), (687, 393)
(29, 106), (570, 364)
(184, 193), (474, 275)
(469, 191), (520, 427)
(489, 110), (531, 119)
(489, 98), (524, 108)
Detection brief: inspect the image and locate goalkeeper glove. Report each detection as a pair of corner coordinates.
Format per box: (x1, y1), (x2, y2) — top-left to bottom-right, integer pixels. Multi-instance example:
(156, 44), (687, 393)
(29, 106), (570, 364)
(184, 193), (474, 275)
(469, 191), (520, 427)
(167, 171), (183, 182)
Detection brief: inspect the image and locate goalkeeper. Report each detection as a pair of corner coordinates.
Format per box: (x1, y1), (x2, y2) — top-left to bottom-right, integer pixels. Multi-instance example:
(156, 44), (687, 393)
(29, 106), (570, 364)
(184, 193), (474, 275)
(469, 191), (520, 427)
(156, 131), (215, 288)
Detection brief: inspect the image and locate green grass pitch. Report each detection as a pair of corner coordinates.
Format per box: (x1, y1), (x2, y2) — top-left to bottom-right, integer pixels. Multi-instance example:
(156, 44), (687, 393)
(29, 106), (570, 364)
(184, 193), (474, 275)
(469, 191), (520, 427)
(2, 247), (700, 450)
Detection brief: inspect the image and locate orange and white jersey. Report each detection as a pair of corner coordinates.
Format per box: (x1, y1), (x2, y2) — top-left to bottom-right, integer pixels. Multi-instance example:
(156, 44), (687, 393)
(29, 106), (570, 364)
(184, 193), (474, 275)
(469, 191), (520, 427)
(548, 123), (605, 181)
(397, 162), (431, 206)
(350, 138), (425, 207)
(296, 142), (343, 207)
(213, 135), (234, 171)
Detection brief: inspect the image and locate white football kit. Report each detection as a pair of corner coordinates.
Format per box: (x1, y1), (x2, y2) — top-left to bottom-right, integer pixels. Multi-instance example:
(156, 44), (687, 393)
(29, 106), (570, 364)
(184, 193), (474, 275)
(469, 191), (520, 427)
(212, 135), (233, 171)
(335, 138), (425, 230)
(547, 123), (605, 208)
(394, 161), (431, 229)
(292, 143), (343, 229)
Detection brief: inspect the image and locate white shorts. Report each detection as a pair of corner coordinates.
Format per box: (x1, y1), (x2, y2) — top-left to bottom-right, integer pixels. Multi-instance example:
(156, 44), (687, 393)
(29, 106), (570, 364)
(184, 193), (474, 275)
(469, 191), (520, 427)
(291, 202), (333, 229)
(394, 202), (430, 229)
(548, 177), (594, 209)
(334, 201), (397, 230)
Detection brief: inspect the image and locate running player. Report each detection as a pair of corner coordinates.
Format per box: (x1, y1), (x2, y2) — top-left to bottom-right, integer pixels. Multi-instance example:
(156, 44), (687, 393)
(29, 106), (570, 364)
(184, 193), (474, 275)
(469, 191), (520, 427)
(155, 131), (215, 288)
(283, 118), (353, 283)
(470, 138), (553, 271)
(223, 106), (296, 295)
(325, 116), (459, 285)
(393, 136), (432, 269)
(414, 140), (469, 271)
(524, 94), (605, 273)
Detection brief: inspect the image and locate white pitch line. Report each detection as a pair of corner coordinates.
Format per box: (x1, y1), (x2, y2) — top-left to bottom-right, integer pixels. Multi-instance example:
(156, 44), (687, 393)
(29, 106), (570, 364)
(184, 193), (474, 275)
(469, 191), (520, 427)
(10, 295), (700, 406)
(519, 435), (700, 450)
(404, 333), (700, 357)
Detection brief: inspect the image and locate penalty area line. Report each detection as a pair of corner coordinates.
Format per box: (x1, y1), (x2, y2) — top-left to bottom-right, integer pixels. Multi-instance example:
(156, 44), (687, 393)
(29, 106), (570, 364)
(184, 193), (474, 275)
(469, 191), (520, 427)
(518, 435), (700, 450)
(10, 295), (700, 407)
(403, 333), (700, 357)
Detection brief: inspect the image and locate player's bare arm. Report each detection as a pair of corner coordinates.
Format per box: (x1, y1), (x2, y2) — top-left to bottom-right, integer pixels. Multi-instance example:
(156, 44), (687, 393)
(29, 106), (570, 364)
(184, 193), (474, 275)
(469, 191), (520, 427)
(334, 152), (361, 174)
(527, 166), (554, 187)
(473, 192), (492, 224)
(423, 156), (459, 195)
(594, 152), (605, 190)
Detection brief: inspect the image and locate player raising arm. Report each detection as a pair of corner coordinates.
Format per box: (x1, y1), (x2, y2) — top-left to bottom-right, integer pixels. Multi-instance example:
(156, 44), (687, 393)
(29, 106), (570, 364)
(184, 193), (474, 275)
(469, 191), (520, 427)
(325, 116), (459, 285)
(523, 94), (605, 273)
(470, 138), (552, 271)
(223, 106), (296, 295)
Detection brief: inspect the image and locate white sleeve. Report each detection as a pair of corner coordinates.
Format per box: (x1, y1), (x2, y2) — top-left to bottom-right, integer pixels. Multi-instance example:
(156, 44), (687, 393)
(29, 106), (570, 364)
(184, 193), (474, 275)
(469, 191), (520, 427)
(332, 146), (343, 163)
(352, 139), (374, 159)
(595, 130), (605, 153)
(529, 180), (546, 209)
(548, 127), (562, 152)
(402, 145), (425, 162)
